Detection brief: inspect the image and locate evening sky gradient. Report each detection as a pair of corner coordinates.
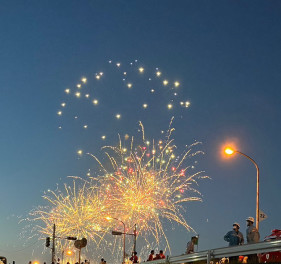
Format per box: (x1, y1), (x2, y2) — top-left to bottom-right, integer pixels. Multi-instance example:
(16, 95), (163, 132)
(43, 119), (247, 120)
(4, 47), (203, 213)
(0, 1), (281, 263)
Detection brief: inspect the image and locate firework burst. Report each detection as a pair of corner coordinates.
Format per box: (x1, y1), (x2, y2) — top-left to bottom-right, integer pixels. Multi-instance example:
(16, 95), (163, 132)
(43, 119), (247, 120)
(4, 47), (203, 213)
(29, 181), (108, 248)
(89, 120), (209, 251)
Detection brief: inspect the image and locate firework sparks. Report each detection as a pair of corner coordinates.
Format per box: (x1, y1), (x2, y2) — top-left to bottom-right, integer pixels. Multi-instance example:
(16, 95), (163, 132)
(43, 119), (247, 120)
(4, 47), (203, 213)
(88, 121), (208, 250)
(26, 122), (208, 261)
(47, 59), (204, 259)
(56, 60), (192, 140)
(28, 182), (109, 248)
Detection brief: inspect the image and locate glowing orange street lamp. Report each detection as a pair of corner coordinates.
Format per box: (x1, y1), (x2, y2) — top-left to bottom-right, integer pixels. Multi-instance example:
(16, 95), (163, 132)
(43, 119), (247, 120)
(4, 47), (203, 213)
(106, 217), (126, 264)
(224, 147), (260, 230)
(66, 250), (73, 256)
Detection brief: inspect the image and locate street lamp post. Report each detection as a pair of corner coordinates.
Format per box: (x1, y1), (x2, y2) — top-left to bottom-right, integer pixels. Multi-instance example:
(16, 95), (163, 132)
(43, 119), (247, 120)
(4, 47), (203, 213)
(225, 148), (260, 230)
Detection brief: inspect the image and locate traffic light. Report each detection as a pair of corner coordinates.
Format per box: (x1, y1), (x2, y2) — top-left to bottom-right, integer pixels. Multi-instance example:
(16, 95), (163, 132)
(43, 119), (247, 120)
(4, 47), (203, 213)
(66, 236), (77, 240)
(45, 237), (50, 247)
(112, 231), (123, 236)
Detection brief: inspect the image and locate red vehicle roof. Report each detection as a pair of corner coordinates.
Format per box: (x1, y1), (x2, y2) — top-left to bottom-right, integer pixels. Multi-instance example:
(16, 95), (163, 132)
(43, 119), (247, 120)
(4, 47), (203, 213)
(264, 229), (281, 241)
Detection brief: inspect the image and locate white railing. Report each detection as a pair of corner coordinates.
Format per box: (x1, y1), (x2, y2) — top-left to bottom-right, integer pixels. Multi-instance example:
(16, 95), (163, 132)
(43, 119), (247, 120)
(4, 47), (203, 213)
(141, 239), (281, 264)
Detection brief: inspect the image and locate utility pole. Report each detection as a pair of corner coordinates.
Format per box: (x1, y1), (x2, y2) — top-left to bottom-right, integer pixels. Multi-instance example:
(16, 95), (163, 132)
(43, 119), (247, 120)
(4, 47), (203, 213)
(52, 224), (56, 263)
(133, 224), (137, 253)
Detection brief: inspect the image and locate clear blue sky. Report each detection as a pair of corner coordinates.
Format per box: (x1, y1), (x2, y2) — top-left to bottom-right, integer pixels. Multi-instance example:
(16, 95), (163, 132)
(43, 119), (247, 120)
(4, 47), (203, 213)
(0, 1), (281, 263)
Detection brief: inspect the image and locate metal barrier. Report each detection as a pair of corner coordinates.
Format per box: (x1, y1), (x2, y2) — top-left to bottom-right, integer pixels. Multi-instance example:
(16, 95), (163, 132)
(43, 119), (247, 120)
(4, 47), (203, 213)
(141, 239), (281, 264)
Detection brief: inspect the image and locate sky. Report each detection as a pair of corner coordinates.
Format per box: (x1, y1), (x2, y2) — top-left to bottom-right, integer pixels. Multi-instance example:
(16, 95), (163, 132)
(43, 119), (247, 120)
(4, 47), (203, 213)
(0, 0), (281, 263)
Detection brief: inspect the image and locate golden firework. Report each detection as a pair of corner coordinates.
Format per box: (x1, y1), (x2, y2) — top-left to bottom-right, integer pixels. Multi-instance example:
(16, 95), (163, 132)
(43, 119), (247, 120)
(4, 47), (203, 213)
(29, 181), (108, 247)
(89, 120), (208, 250)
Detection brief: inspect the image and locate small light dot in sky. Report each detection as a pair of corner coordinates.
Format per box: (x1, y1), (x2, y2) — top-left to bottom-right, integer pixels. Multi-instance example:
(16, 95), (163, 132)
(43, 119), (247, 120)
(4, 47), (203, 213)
(95, 75), (100, 80)
(156, 71), (161, 77)
(143, 103), (148, 109)
(93, 99), (99, 105)
(163, 80), (169, 86)
(61, 103), (66, 107)
(101, 135), (106, 140)
(116, 114), (121, 119)
(57, 111), (62, 116)
(116, 63), (121, 67)
(174, 81), (180, 87)
(83, 125), (88, 129)
(151, 89), (155, 93)
(167, 104), (173, 109)
(185, 101), (190, 107)
(100, 72), (103, 76)
(81, 77), (87, 83)
(85, 94), (90, 98)
(127, 83), (132, 88)
(65, 89), (70, 94)
(77, 84), (81, 88)
(139, 67), (144, 73)
(77, 150), (83, 155)
(75, 92), (81, 98)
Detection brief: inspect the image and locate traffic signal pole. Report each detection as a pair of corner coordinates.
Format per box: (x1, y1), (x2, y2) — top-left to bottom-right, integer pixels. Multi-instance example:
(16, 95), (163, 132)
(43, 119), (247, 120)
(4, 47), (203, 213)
(52, 224), (56, 263)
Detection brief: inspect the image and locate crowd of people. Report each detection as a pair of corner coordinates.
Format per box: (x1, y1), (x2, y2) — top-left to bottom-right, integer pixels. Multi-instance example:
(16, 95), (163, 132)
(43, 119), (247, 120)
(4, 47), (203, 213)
(29, 216), (260, 264)
(147, 250), (166, 261)
(29, 260), (90, 264)
(126, 249), (166, 263)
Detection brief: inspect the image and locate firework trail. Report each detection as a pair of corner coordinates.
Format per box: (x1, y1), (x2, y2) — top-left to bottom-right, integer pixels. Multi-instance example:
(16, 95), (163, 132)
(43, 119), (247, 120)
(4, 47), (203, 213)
(27, 120), (208, 260)
(24, 60), (209, 263)
(28, 181), (109, 248)
(88, 120), (209, 251)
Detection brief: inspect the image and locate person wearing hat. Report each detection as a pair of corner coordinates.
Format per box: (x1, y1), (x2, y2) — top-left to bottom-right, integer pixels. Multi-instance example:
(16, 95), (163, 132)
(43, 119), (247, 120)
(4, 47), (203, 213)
(246, 217), (260, 263)
(224, 222), (244, 246)
(246, 217), (260, 243)
(224, 223), (244, 264)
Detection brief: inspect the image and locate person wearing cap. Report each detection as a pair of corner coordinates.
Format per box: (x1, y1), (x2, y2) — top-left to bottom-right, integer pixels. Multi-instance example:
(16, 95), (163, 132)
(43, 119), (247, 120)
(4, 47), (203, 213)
(246, 217), (260, 243)
(224, 222), (244, 246)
